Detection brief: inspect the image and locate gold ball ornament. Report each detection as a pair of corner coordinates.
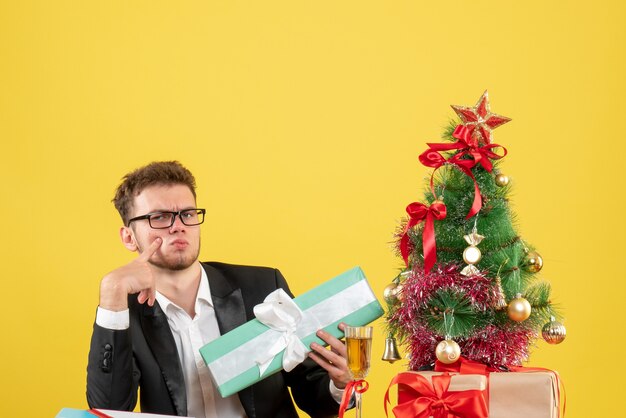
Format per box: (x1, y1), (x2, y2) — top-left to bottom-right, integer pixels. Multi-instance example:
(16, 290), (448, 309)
(463, 246), (482, 264)
(542, 317), (566, 344)
(435, 339), (461, 364)
(383, 283), (398, 304)
(523, 251), (543, 273)
(507, 293), (532, 322)
(495, 173), (509, 187)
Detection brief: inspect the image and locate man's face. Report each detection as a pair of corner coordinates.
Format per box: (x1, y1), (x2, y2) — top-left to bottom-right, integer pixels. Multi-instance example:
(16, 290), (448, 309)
(125, 183), (201, 271)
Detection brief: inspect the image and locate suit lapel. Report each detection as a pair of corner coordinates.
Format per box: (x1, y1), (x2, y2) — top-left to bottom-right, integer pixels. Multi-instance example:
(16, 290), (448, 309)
(202, 263), (247, 333)
(140, 302), (187, 416)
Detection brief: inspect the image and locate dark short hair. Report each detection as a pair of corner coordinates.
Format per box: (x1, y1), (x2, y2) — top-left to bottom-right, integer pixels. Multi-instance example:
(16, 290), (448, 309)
(112, 161), (197, 225)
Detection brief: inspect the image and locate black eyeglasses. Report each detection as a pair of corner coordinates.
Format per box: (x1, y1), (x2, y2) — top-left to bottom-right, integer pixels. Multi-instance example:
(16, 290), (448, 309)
(127, 208), (206, 229)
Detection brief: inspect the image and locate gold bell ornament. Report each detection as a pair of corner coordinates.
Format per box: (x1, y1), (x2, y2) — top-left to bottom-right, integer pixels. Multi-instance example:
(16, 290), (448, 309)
(381, 334), (402, 363)
(542, 316), (567, 344)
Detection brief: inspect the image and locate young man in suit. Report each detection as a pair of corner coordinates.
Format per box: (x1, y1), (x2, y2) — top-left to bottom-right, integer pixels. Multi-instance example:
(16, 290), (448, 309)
(87, 161), (351, 418)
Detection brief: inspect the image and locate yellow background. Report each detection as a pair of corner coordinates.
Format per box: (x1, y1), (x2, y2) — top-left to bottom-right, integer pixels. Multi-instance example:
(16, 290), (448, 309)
(1, 1), (623, 416)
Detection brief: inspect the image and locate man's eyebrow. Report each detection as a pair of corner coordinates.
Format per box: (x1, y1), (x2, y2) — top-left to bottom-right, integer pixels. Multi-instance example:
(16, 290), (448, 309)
(148, 206), (197, 212)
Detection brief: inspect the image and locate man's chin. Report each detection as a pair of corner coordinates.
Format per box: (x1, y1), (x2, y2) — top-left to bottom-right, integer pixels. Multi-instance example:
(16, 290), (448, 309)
(149, 256), (196, 271)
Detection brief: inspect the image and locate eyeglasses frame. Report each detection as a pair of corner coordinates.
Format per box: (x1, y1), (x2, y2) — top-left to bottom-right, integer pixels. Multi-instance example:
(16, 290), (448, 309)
(127, 208), (206, 229)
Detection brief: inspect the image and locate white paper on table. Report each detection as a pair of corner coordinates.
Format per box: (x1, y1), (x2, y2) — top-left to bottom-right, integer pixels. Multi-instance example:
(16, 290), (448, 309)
(95, 410), (195, 418)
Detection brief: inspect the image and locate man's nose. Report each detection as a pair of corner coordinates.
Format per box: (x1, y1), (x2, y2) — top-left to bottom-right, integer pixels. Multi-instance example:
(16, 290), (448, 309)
(169, 214), (186, 231)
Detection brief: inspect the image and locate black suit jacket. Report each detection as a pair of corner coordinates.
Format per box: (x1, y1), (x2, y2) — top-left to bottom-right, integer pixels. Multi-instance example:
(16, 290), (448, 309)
(87, 262), (340, 418)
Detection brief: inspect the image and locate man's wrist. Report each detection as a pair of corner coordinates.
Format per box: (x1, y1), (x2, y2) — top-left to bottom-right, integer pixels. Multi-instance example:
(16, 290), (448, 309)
(329, 380), (345, 404)
(99, 276), (129, 311)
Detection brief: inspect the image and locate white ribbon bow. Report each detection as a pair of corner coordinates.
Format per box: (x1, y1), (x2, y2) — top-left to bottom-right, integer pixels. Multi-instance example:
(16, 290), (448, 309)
(253, 289), (309, 376)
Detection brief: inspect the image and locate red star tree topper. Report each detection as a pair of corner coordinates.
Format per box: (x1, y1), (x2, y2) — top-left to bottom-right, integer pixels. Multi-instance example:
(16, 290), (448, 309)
(451, 90), (511, 145)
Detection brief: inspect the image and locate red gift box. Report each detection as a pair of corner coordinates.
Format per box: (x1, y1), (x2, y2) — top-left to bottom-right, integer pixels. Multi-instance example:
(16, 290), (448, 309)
(385, 359), (562, 418)
(386, 371), (488, 418)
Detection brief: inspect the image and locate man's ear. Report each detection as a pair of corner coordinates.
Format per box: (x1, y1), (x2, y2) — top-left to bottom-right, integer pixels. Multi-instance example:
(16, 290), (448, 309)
(120, 226), (138, 252)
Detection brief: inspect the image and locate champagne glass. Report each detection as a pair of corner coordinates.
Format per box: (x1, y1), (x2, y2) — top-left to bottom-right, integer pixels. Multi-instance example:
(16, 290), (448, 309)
(345, 326), (373, 418)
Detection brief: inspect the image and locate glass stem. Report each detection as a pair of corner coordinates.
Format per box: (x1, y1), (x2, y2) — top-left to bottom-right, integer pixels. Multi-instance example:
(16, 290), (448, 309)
(355, 390), (362, 418)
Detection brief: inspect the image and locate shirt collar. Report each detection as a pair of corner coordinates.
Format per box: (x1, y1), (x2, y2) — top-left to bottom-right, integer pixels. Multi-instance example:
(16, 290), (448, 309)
(155, 265), (213, 316)
(196, 266), (212, 306)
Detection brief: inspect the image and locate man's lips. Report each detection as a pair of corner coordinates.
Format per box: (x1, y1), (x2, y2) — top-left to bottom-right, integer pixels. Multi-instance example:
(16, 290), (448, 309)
(169, 239), (189, 248)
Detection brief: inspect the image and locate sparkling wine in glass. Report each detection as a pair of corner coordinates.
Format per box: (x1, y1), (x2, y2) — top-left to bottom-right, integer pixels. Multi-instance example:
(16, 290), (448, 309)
(345, 326), (373, 418)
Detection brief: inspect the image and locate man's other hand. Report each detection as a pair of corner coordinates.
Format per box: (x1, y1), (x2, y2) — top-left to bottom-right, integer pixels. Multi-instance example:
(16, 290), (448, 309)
(308, 322), (351, 389)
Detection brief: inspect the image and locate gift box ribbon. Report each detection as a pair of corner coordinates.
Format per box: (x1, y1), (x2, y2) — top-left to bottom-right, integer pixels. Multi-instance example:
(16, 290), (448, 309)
(338, 379), (369, 418)
(253, 288), (309, 375)
(434, 356), (494, 375)
(384, 372), (488, 418)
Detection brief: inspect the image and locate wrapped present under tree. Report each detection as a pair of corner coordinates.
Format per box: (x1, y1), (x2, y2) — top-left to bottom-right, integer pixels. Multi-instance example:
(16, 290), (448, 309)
(386, 368), (560, 418)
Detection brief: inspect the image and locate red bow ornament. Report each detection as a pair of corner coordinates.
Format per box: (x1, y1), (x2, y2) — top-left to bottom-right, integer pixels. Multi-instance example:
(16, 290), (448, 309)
(338, 380), (369, 418)
(418, 125), (507, 219)
(400, 200), (447, 272)
(447, 125), (507, 173)
(384, 372), (488, 418)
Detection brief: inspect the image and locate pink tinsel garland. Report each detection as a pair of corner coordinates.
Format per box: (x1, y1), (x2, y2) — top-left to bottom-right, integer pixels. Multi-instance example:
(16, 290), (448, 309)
(389, 264), (535, 369)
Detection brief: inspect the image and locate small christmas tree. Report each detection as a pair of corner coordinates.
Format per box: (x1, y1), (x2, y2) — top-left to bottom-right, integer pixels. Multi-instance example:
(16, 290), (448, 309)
(384, 91), (566, 370)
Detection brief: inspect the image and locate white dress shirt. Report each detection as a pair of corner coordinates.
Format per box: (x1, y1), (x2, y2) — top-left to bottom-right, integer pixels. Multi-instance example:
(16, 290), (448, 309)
(96, 267), (345, 417)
